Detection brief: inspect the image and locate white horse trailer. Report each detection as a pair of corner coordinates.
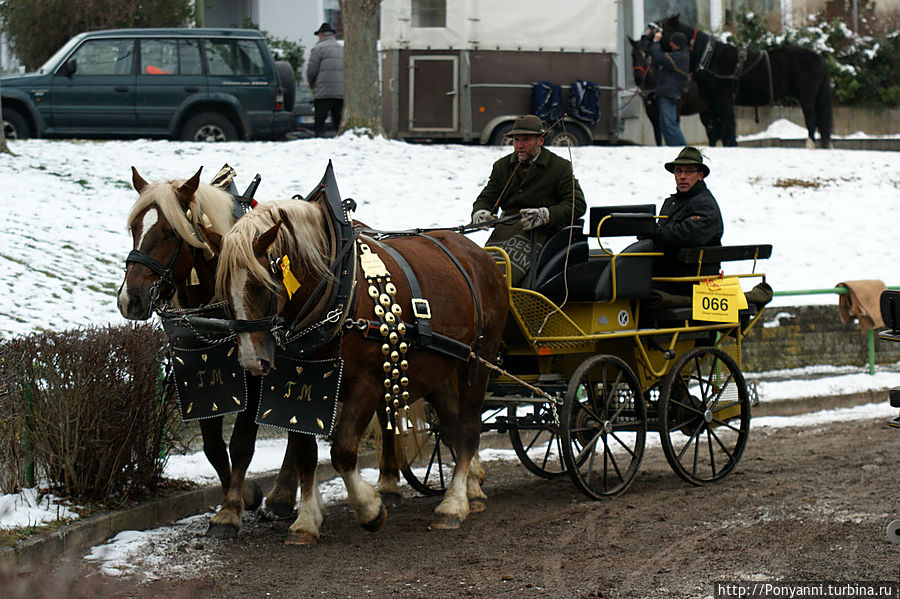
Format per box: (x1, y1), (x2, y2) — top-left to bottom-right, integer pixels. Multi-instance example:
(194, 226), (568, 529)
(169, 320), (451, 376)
(380, 0), (622, 145)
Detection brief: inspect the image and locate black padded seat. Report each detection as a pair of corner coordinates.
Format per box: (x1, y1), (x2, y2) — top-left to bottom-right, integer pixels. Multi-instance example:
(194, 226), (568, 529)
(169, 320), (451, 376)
(536, 239), (655, 304)
(530, 223), (588, 289)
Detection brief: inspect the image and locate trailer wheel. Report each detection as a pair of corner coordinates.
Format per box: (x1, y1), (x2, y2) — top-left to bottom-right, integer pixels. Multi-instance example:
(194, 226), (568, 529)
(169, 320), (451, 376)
(659, 346), (750, 485)
(561, 354), (646, 499)
(488, 122), (515, 145)
(547, 127), (589, 147)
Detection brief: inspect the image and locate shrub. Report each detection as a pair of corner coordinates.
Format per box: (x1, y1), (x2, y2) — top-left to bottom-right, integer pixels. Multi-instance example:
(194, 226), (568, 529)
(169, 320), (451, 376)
(0, 323), (178, 502)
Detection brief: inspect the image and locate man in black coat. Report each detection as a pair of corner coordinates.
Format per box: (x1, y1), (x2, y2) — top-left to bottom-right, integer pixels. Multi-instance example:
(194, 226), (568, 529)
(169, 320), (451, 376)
(642, 29), (690, 146)
(651, 146), (723, 290)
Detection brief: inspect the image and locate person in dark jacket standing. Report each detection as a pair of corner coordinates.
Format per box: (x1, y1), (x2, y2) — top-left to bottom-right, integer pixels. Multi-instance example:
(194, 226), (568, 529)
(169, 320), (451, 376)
(307, 23), (343, 137)
(651, 146), (723, 290)
(642, 29), (690, 146)
(471, 114), (586, 285)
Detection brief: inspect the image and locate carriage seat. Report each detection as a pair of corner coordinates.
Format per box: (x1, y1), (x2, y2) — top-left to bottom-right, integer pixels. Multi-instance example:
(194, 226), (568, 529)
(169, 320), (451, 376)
(534, 206), (658, 303)
(530, 221), (588, 289)
(641, 244), (774, 326)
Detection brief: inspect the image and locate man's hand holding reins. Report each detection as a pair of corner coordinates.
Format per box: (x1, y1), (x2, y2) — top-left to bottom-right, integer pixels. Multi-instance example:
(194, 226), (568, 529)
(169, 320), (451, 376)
(519, 207), (550, 231)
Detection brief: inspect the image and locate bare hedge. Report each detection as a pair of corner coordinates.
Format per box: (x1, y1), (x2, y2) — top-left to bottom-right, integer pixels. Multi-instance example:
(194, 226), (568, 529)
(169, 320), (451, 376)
(0, 323), (179, 501)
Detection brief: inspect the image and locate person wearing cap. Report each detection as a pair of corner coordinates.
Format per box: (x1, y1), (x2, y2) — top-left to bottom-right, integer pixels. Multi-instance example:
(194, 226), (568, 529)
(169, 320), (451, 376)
(470, 114), (586, 285)
(641, 27), (690, 146)
(651, 146), (723, 289)
(307, 23), (343, 137)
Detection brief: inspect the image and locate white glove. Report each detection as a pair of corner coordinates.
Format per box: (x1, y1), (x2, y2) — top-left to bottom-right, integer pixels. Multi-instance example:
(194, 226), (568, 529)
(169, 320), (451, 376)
(519, 207), (550, 231)
(472, 209), (492, 225)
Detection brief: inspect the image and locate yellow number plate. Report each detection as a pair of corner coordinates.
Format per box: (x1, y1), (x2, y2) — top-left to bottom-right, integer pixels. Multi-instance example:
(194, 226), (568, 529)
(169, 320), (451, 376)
(692, 277), (745, 323)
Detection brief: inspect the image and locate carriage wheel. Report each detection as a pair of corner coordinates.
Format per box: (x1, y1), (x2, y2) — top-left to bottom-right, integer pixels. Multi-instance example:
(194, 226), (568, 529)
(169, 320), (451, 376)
(507, 402), (568, 479)
(561, 355), (647, 499)
(659, 346), (750, 485)
(398, 401), (454, 496)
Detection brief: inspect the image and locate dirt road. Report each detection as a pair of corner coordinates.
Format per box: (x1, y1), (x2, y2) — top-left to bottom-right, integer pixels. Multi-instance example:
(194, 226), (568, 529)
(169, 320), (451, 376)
(16, 416), (900, 599)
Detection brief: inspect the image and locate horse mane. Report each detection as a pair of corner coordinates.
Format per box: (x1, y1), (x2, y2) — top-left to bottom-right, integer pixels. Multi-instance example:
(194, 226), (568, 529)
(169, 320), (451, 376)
(126, 179), (235, 250)
(216, 199), (330, 298)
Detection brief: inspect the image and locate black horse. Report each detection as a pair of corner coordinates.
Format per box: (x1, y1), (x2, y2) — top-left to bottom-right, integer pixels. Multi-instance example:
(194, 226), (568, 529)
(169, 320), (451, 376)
(628, 36), (721, 146)
(660, 14), (833, 148)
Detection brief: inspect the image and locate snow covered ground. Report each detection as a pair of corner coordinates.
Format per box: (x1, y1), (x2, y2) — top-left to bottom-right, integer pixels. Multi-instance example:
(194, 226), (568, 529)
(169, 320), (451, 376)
(1, 122), (899, 338)
(1, 127), (899, 571)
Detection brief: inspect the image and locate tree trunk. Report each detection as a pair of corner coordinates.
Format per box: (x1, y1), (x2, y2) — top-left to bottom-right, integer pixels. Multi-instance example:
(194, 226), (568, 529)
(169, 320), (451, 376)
(338, 0), (383, 136)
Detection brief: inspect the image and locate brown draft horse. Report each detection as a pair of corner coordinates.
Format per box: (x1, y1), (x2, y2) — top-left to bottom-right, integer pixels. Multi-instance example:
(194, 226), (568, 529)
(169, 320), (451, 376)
(209, 195), (508, 539)
(117, 168), (365, 540)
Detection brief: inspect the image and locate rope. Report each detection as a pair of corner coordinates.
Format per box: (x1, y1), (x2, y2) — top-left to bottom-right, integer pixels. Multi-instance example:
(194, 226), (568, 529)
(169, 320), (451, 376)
(470, 352), (558, 403)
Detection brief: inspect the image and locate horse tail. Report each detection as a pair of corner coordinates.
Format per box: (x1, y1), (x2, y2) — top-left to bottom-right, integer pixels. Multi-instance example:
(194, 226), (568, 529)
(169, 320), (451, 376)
(815, 66), (834, 145)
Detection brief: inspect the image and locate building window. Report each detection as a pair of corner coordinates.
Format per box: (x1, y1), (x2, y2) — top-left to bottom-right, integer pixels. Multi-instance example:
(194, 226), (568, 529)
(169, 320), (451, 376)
(412, 0), (446, 28)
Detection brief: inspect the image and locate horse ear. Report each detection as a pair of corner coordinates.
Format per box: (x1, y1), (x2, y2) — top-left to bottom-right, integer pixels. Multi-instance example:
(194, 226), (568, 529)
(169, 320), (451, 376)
(200, 226), (223, 256)
(627, 36), (635, 46)
(131, 166), (148, 193)
(176, 167), (203, 210)
(253, 221), (283, 258)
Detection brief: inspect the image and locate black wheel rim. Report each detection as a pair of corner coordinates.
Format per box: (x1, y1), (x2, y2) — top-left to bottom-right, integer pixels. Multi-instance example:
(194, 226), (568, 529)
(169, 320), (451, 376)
(660, 346), (750, 485)
(508, 403), (568, 479)
(399, 404), (453, 496)
(562, 355), (646, 499)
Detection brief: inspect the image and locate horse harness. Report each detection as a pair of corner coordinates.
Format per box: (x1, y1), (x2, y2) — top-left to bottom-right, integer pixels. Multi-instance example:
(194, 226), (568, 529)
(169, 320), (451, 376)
(689, 29), (773, 104)
(352, 232), (487, 433)
(182, 162), (488, 437)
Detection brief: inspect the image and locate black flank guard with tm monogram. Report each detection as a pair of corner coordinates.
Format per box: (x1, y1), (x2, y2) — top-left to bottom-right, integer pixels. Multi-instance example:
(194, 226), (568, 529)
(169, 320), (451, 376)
(161, 305), (248, 421)
(257, 356), (342, 436)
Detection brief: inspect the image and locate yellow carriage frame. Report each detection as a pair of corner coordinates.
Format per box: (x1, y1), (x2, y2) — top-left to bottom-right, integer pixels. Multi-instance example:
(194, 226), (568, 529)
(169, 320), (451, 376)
(477, 223), (771, 499)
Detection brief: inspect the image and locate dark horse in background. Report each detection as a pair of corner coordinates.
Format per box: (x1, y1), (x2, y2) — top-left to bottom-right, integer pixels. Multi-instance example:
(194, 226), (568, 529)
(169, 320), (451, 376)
(660, 14), (833, 148)
(628, 36), (719, 146)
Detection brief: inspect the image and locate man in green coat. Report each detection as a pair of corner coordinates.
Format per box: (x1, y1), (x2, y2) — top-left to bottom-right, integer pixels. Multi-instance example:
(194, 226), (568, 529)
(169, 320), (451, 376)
(471, 114), (586, 285)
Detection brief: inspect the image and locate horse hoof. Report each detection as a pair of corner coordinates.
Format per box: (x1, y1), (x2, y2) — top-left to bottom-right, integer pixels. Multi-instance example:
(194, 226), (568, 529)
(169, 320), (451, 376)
(261, 501), (295, 520)
(362, 505), (388, 532)
(244, 481), (264, 511)
(430, 514), (461, 530)
(469, 498), (487, 514)
(381, 492), (403, 509)
(284, 531), (318, 546)
(206, 523), (239, 539)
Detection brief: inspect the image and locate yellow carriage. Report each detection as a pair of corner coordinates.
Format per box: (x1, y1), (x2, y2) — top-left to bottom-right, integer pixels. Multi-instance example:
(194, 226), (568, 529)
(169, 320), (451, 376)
(401, 205), (772, 500)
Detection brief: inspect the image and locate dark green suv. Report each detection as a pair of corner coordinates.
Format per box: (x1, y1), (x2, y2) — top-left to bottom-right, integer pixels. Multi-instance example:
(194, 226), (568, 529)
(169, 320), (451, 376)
(0, 28), (295, 142)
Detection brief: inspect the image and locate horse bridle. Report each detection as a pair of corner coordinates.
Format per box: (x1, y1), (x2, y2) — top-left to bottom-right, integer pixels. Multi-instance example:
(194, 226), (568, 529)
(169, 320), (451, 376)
(125, 241), (184, 306)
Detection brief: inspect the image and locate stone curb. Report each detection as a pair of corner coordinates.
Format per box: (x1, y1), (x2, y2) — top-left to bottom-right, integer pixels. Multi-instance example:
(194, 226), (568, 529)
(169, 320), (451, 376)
(0, 459), (343, 576)
(2, 389), (893, 576)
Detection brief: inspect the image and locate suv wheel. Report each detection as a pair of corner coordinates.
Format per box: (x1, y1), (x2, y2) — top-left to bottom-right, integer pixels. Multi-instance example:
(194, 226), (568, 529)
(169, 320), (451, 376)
(3, 109), (31, 140)
(181, 112), (238, 142)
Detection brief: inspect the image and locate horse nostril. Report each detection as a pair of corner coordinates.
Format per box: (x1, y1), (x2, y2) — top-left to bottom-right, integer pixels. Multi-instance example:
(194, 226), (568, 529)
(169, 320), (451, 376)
(258, 359), (271, 374)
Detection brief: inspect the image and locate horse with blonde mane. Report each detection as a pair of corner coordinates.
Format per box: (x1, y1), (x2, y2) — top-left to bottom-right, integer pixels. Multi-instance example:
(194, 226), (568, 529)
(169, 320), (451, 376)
(117, 168), (321, 538)
(208, 181), (508, 540)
